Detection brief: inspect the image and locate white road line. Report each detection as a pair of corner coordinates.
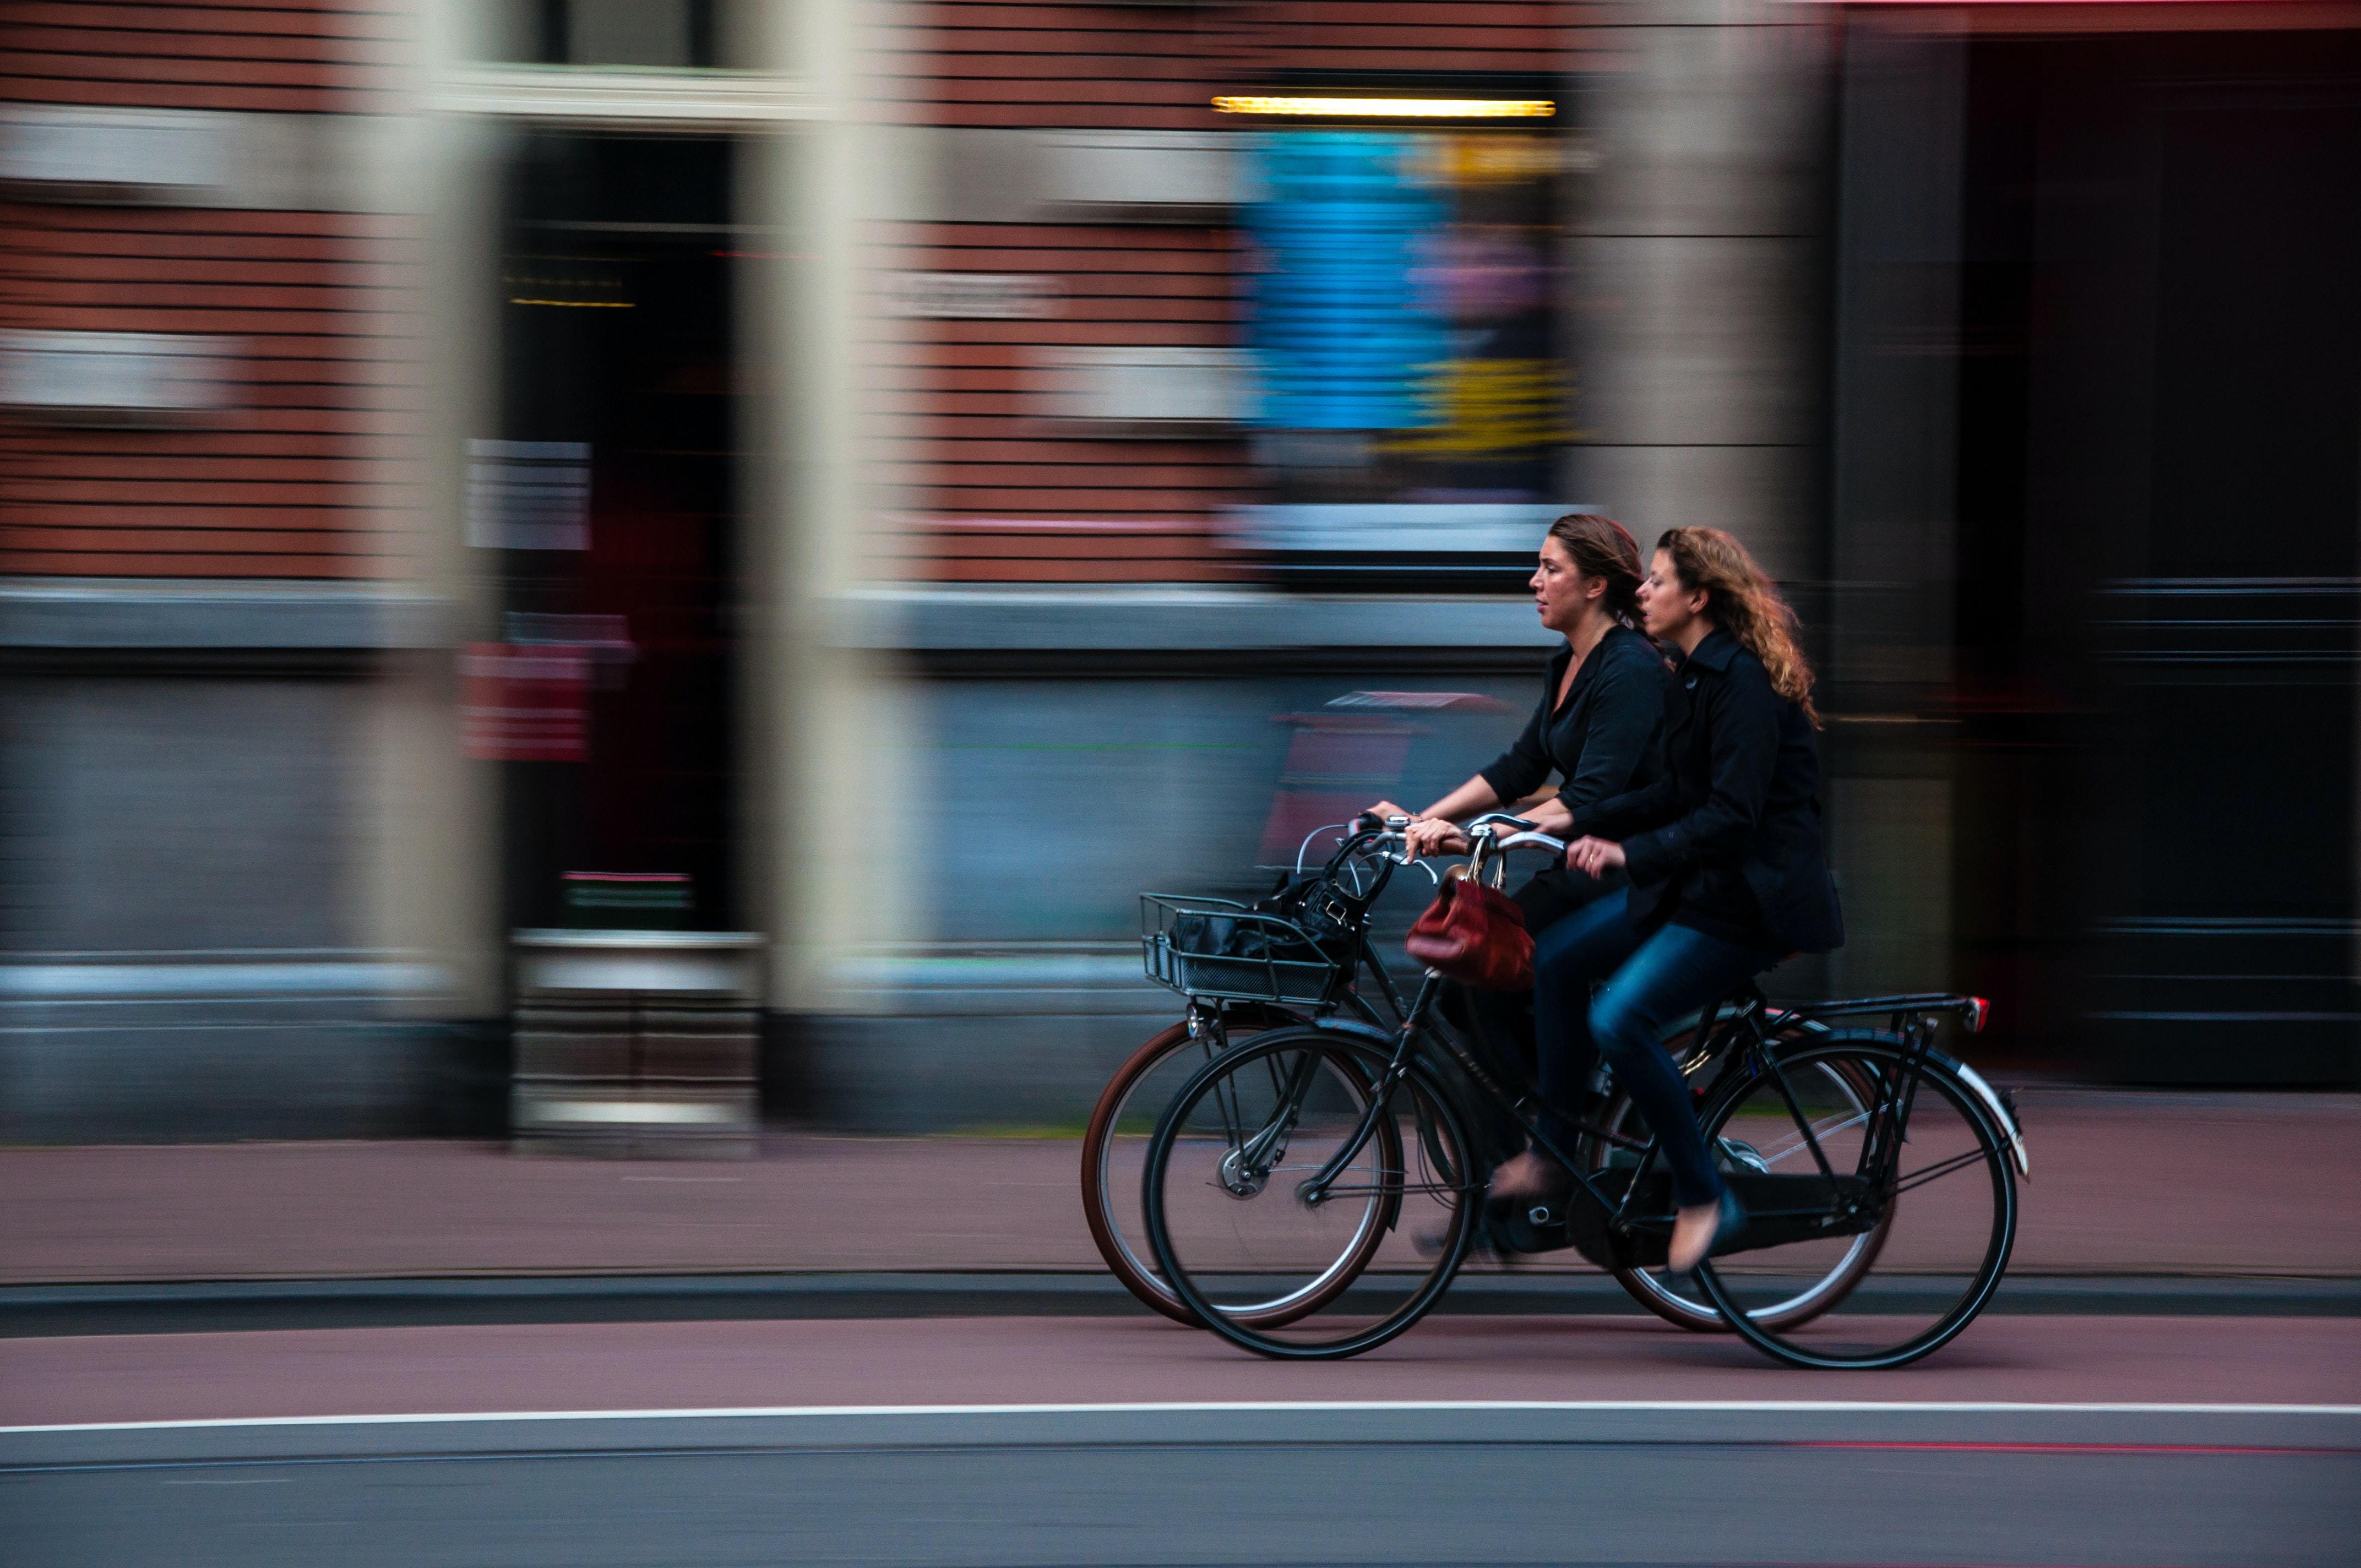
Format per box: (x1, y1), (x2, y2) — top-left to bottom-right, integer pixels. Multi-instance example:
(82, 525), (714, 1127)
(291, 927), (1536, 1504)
(7, 1400), (2359, 1436)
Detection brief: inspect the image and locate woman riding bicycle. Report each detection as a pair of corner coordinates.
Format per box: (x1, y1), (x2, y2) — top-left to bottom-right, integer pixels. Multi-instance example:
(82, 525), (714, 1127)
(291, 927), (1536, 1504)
(1367, 513), (1671, 1091)
(1511, 526), (1845, 1274)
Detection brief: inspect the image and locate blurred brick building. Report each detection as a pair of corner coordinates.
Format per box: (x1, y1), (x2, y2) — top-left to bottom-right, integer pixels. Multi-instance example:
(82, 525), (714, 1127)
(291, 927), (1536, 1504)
(2, 1), (2357, 1141)
(0, 1), (416, 578)
(0, 3), (445, 1137)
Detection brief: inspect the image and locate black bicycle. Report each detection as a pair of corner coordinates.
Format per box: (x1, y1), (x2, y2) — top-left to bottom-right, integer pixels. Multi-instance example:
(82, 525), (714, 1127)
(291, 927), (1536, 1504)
(1139, 816), (2028, 1370)
(1106, 821), (1867, 1334)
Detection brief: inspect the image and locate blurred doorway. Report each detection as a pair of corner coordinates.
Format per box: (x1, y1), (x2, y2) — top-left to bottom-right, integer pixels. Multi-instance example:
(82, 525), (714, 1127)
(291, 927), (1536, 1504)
(478, 132), (744, 934)
(1943, 30), (2361, 1083)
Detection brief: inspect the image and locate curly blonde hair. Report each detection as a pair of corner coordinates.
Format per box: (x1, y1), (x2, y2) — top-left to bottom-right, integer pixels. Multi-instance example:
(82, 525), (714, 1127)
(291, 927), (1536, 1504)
(1657, 527), (1820, 728)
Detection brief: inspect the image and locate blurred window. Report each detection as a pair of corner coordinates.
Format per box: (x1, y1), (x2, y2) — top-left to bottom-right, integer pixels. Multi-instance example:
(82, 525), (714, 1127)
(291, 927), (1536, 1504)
(482, 0), (724, 70)
(1227, 103), (1576, 589)
(1243, 127), (1567, 507)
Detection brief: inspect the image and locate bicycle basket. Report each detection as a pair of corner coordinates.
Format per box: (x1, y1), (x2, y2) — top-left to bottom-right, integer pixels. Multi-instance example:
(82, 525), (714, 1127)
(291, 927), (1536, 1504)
(1140, 892), (1352, 1005)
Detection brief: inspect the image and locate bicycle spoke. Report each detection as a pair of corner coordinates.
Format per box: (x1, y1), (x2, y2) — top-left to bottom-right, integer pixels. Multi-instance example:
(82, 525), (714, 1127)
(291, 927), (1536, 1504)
(1757, 1050), (1843, 1181)
(1748, 1106), (1873, 1168)
(1211, 1062), (1247, 1151)
(1888, 1144), (1998, 1197)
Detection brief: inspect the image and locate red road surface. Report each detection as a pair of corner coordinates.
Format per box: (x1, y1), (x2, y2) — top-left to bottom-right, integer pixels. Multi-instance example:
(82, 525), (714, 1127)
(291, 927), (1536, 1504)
(7, 1092), (2357, 1285)
(7, 1314), (2355, 1428)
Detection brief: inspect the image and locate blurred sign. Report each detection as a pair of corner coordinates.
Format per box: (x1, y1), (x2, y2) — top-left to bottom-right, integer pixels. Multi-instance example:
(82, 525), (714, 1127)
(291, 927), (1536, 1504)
(0, 106), (226, 200)
(1039, 129), (1234, 220)
(1035, 345), (1250, 427)
(461, 643), (589, 761)
(1241, 128), (1566, 508)
(0, 330), (232, 422)
(466, 439), (590, 551)
(562, 871), (691, 929)
(505, 611), (636, 689)
(884, 273), (1059, 319)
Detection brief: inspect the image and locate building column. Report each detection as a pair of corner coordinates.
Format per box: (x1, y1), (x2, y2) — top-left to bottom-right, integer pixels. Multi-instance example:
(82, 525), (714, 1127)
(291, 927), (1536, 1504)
(1569, 3), (1857, 993)
(1568, 3), (1835, 587)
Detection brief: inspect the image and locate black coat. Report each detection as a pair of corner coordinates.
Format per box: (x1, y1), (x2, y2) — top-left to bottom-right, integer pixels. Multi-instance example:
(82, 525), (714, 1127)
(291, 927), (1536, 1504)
(1478, 623), (1668, 819)
(1568, 628), (1845, 955)
(1477, 623), (1671, 933)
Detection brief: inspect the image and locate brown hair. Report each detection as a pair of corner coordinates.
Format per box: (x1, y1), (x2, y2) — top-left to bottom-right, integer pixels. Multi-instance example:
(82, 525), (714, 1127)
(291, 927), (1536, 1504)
(1656, 526), (1820, 727)
(1544, 513), (1644, 627)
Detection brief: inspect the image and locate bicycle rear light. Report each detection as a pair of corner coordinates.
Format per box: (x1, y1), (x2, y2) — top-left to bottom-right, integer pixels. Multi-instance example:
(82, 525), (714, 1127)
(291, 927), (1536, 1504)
(1964, 996), (1990, 1033)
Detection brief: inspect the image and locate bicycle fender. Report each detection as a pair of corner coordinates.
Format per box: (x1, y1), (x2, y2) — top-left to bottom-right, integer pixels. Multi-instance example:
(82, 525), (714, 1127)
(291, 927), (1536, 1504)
(1948, 1058), (2030, 1179)
(1783, 1015), (2029, 1182)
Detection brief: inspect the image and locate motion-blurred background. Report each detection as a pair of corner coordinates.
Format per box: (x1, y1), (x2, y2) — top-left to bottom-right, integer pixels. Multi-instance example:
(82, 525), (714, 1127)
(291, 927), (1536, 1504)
(2, 0), (2357, 1146)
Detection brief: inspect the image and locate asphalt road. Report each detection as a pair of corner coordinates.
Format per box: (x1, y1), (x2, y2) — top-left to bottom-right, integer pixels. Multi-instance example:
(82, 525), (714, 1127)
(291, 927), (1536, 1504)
(9, 1404), (2356, 1567)
(8, 1315), (2356, 1566)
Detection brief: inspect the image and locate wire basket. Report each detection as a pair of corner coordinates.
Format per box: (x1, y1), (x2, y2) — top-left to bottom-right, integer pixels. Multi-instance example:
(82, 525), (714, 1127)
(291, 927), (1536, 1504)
(1140, 892), (1352, 1005)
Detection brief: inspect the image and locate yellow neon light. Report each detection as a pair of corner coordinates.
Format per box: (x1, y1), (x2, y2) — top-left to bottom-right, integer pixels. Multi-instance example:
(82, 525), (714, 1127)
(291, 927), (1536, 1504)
(1212, 94), (1554, 119)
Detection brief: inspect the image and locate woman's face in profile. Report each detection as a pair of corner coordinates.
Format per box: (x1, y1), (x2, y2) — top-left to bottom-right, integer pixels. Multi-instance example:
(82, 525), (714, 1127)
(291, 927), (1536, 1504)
(1639, 549), (1699, 643)
(1530, 536), (1592, 633)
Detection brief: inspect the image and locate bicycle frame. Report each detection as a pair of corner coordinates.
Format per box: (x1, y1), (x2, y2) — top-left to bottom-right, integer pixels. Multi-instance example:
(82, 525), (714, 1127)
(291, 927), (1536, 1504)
(1291, 972), (2006, 1249)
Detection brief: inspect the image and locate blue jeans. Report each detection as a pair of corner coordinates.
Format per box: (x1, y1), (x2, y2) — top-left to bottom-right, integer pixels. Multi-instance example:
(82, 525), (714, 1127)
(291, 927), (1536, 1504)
(1531, 889), (1780, 1208)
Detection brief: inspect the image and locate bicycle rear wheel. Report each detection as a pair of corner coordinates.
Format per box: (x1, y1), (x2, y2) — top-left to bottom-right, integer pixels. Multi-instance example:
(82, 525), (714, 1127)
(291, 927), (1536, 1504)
(1144, 1028), (1479, 1359)
(1692, 1034), (2017, 1369)
(1587, 1055), (1890, 1333)
(1081, 1015), (1291, 1327)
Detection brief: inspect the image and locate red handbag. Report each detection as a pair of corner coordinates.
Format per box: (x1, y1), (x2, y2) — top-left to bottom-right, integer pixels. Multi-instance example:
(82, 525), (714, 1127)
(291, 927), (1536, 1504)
(1405, 875), (1533, 991)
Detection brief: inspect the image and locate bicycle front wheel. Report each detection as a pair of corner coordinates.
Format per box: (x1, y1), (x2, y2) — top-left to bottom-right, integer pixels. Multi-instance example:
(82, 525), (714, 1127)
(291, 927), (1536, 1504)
(1144, 1028), (1479, 1359)
(1693, 1034), (2017, 1369)
(1081, 1015), (1296, 1327)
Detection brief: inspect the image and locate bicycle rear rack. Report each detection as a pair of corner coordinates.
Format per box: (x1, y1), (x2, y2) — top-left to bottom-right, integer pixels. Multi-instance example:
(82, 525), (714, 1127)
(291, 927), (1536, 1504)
(1792, 992), (1989, 1032)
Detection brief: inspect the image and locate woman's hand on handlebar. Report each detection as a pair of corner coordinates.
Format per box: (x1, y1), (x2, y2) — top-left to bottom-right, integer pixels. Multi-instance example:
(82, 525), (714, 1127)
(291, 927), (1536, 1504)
(1566, 835), (1626, 879)
(1401, 817), (1469, 861)
(1364, 801), (1466, 862)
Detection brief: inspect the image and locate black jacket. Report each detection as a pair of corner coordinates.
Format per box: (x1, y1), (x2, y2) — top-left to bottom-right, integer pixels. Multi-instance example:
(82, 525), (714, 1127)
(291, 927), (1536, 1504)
(1568, 628), (1845, 955)
(1477, 623), (1668, 819)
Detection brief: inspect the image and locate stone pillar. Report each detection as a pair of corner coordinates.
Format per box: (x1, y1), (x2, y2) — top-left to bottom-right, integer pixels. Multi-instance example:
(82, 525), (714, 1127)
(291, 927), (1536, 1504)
(1568, 3), (1836, 589)
(1568, 3), (1847, 993)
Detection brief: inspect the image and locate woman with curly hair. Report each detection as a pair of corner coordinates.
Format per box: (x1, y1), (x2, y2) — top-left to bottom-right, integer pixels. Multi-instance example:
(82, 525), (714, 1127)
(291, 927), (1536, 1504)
(1497, 526), (1846, 1273)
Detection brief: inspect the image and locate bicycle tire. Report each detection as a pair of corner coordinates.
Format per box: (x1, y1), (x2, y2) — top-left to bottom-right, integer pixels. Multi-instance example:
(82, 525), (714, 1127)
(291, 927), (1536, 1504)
(1144, 1027), (1479, 1360)
(1693, 1033), (2018, 1370)
(1081, 1012), (1294, 1326)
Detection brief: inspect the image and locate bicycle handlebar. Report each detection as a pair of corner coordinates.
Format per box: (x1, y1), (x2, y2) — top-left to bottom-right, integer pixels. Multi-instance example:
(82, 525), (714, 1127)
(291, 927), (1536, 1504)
(1485, 828), (1569, 857)
(1462, 810), (1536, 834)
(1350, 810), (1569, 882)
